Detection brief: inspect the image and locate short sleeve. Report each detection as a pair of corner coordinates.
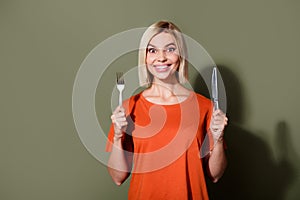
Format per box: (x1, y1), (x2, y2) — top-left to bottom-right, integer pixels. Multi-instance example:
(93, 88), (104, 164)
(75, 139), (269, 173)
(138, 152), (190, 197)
(105, 124), (115, 152)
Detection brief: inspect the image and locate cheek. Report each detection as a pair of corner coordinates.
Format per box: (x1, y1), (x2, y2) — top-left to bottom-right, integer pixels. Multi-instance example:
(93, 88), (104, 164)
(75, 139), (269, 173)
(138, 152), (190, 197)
(170, 54), (180, 64)
(146, 54), (155, 64)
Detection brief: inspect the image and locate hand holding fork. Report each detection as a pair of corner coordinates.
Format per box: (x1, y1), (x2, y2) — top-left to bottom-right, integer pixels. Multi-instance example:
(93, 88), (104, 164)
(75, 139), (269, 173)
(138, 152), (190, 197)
(111, 72), (127, 138)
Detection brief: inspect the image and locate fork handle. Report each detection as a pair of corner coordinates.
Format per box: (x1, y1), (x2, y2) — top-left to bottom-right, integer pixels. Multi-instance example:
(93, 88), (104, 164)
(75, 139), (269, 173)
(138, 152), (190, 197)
(119, 91), (123, 106)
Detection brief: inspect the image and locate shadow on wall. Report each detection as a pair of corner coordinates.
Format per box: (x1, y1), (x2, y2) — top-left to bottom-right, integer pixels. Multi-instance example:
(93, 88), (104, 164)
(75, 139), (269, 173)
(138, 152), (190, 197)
(193, 65), (297, 200)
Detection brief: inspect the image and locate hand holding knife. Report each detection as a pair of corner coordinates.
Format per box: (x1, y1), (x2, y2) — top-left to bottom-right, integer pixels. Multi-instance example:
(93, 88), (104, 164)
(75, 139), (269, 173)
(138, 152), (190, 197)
(200, 67), (228, 158)
(210, 66), (228, 142)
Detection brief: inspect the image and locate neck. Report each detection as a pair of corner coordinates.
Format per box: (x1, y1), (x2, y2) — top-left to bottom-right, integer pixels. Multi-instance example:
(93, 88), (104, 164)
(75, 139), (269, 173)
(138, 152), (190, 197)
(149, 80), (182, 99)
(144, 76), (190, 105)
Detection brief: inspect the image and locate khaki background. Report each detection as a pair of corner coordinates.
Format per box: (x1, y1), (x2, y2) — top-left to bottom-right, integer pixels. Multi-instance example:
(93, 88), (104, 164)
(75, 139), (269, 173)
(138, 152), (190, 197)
(1, 0), (299, 199)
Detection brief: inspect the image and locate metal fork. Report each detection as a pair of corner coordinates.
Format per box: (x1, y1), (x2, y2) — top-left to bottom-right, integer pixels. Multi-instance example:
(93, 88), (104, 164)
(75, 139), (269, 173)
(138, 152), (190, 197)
(116, 72), (125, 106)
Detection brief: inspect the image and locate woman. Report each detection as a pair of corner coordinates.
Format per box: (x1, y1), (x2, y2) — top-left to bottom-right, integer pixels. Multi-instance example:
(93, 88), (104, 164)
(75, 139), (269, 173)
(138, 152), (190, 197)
(106, 21), (228, 200)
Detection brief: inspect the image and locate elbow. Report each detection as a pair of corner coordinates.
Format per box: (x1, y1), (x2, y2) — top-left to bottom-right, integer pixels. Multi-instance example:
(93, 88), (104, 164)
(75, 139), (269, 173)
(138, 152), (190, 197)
(113, 179), (124, 186)
(210, 166), (227, 183)
(209, 158), (227, 183)
(111, 175), (128, 186)
(208, 163), (227, 184)
(110, 175), (126, 186)
(107, 167), (129, 186)
(211, 176), (221, 183)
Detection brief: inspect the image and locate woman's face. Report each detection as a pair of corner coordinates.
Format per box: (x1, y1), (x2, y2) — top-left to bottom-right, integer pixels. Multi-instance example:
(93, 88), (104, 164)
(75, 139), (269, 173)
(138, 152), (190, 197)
(146, 32), (180, 83)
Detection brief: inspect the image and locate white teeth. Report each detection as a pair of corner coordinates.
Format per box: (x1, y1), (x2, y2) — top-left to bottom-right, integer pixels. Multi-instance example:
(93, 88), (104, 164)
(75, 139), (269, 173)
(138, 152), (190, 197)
(156, 65), (168, 69)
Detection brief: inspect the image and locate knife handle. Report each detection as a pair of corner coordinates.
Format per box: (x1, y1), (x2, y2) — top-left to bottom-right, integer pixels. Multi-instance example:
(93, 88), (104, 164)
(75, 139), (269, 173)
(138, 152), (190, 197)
(213, 100), (219, 111)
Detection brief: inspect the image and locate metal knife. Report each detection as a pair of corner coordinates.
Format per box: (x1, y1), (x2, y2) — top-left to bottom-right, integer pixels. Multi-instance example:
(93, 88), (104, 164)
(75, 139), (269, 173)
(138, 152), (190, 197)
(212, 67), (219, 110)
(199, 67), (220, 158)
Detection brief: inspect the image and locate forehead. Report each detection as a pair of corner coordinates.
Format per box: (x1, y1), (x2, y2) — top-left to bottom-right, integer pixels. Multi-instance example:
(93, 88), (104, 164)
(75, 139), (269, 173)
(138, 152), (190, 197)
(148, 32), (176, 47)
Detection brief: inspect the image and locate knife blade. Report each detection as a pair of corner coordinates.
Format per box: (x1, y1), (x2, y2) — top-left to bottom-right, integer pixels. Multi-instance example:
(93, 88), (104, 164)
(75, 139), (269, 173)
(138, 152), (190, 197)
(212, 67), (219, 110)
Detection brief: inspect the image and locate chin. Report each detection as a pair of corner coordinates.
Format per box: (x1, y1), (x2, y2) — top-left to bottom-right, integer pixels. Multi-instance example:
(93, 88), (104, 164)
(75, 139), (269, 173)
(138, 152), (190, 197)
(154, 72), (177, 82)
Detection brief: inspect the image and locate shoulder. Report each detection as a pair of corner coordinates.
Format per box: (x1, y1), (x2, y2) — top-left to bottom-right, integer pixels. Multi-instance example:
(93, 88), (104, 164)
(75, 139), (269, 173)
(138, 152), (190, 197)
(122, 92), (144, 113)
(193, 92), (211, 104)
(192, 92), (213, 110)
(122, 92), (143, 104)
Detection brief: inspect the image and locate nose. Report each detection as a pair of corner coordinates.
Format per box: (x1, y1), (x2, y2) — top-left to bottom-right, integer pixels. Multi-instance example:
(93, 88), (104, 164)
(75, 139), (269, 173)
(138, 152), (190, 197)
(157, 50), (167, 62)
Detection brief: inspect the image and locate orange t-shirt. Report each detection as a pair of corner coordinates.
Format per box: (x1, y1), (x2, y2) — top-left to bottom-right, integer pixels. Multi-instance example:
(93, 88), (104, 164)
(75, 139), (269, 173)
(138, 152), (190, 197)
(106, 91), (214, 200)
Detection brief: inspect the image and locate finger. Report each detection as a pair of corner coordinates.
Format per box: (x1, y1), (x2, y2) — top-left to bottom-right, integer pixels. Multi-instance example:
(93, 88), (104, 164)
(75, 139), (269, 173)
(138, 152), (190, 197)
(116, 124), (122, 131)
(212, 117), (224, 125)
(111, 114), (117, 123)
(115, 106), (125, 113)
(114, 113), (124, 119)
(113, 113), (127, 122)
(220, 116), (228, 125)
(113, 108), (127, 117)
(213, 116), (223, 122)
(119, 121), (128, 127)
(211, 123), (224, 130)
(111, 114), (124, 121)
(212, 120), (227, 127)
(116, 117), (127, 124)
(213, 113), (227, 121)
(213, 109), (227, 118)
(212, 118), (226, 127)
(111, 115), (126, 127)
(113, 105), (124, 114)
(213, 109), (222, 115)
(118, 105), (125, 112)
(111, 112), (126, 120)
(119, 106), (125, 113)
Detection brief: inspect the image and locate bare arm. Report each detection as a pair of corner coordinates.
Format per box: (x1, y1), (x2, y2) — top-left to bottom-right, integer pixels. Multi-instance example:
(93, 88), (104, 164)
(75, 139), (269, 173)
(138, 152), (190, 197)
(107, 136), (132, 185)
(206, 109), (228, 182)
(207, 136), (227, 182)
(107, 106), (132, 185)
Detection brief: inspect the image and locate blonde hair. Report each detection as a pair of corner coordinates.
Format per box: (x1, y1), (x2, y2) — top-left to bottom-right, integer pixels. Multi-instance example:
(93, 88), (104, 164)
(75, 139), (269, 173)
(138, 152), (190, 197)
(138, 21), (188, 87)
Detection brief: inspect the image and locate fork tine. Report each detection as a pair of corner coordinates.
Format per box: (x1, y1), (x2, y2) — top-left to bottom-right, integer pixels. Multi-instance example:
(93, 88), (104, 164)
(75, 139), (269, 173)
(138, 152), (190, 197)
(116, 72), (124, 84)
(116, 72), (125, 106)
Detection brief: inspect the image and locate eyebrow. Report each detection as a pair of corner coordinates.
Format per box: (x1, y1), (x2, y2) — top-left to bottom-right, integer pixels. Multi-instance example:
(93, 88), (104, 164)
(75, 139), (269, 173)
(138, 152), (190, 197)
(147, 42), (176, 48)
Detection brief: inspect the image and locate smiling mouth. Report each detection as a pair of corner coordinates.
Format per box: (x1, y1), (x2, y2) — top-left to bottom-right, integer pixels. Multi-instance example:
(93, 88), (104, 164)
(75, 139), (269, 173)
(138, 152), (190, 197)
(153, 64), (172, 72)
(154, 64), (172, 69)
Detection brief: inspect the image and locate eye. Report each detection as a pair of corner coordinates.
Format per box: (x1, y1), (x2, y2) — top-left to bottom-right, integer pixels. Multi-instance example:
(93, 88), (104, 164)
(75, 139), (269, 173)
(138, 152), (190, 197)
(167, 47), (176, 52)
(147, 48), (157, 53)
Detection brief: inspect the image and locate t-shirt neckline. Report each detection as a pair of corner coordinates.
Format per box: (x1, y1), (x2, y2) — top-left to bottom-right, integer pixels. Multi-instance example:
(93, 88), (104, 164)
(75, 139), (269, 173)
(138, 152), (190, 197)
(140, 91), (194, 107)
